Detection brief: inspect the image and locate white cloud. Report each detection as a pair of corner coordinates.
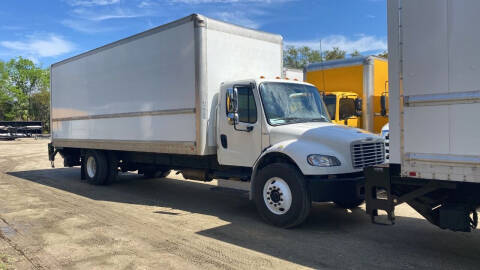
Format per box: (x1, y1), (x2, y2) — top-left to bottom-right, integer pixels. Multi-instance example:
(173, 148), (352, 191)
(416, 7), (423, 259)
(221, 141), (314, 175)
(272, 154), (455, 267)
(68, 0), (120, 6)
(0, 34), (74, 59)
(209, 11), (260, 29)
(285, 34), (387, 53)
(62, 19), (119, 33)
(73, 7), (150, 21)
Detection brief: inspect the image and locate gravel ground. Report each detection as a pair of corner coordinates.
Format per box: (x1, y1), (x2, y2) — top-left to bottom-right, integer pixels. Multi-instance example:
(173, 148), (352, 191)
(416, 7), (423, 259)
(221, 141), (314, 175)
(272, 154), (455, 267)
(0, 139), (478, 269)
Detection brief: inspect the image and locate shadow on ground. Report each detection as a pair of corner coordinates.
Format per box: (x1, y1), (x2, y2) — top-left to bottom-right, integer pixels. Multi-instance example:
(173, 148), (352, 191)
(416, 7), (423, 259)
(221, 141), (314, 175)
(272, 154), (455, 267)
(7, 167), (480, 269)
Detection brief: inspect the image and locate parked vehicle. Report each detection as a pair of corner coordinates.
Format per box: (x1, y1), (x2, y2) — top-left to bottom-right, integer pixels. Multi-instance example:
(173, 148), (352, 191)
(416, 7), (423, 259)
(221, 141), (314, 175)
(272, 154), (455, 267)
(305, 56), (389, 133)
(365, 0), (480, 232)
(48, 14), (385, 228)
(0, 121), (42, 140)
(283, 68), (304, 81)
(321, 91), (362, 128)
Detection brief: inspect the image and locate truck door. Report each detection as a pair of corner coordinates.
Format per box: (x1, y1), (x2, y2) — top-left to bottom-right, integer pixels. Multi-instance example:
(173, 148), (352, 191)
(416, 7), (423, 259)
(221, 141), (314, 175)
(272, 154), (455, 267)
(217, 84), (262, 167)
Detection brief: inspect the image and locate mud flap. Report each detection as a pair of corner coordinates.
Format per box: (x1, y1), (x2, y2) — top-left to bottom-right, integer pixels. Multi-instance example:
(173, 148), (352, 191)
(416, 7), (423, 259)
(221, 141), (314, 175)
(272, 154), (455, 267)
(48, 143), (58, 168)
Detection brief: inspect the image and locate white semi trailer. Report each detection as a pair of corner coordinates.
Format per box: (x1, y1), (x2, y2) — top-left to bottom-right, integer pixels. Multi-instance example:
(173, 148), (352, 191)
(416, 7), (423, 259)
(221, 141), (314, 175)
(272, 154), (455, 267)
(365, 0), (480, 232)
(48, 14), (385, 228)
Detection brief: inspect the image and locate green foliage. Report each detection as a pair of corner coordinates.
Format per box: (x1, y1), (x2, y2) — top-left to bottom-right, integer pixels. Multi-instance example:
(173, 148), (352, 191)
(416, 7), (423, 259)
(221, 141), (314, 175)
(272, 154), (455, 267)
(283, 46), (322, 69)
(284, 46), (351, 68)
(377, 51), (388, 59)
(350, 50), (362, 57)
(0, 57), (50, 131)
(323, 47), (346, 61)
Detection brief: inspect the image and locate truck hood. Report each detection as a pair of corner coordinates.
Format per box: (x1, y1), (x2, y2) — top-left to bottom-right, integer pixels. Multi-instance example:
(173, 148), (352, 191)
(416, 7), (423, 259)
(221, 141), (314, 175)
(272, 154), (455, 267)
(269, 122), (379, 146)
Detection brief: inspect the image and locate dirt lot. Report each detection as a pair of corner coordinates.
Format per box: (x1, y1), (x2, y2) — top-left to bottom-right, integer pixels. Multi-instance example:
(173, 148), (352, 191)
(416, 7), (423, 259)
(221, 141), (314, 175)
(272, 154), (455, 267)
(0, 139), (478, 269)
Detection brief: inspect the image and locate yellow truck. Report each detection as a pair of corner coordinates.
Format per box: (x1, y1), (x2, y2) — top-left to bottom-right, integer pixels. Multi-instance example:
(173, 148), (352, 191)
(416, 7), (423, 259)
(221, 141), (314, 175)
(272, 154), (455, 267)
(305, 56), (388, 133)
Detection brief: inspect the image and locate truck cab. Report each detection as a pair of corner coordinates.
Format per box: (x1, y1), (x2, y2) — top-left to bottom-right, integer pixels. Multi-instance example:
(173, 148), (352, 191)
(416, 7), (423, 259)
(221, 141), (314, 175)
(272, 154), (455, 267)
(321, 91), (362, 128)
(217, 78), (385, 227)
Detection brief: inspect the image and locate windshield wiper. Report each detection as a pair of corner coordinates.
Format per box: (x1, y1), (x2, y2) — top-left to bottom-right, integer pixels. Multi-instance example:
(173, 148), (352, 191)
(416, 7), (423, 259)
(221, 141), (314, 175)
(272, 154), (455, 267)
(282, 117), (305, 123)
(307, 116), (328, 122)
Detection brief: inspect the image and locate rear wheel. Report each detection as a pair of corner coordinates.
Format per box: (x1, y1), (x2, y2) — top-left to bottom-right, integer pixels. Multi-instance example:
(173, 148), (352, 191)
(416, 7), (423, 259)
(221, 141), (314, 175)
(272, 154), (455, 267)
(83, 150), (108, 185)
(254, 163), (311, 228)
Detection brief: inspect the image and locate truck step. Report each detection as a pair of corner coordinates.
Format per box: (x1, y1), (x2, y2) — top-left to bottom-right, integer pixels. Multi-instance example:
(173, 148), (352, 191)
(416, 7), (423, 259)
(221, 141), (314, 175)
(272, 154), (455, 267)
(364, 165), (397, 225)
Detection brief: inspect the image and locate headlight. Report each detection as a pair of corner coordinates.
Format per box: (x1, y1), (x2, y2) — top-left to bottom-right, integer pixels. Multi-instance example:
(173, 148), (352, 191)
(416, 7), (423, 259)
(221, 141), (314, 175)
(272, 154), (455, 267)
(307, 155), (341, 167)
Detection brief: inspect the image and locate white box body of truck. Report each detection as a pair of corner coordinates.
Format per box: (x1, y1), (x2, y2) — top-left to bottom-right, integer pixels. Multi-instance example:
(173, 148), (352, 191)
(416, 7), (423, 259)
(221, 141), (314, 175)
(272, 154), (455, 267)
(365, 0), (480, 232)
(51, 14), (282, 156)
(388, 0), (480, 183)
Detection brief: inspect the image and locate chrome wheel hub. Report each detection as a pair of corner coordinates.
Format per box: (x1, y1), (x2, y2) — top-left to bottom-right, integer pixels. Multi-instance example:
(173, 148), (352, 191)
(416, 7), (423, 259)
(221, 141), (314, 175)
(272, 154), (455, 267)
(86, 156), (97, 178)
(263, 177), (292, 215)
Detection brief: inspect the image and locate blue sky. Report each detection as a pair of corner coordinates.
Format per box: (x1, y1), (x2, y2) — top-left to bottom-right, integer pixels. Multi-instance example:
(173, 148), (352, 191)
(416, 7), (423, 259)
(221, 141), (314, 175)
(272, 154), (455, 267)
(0, 0), (387, 67)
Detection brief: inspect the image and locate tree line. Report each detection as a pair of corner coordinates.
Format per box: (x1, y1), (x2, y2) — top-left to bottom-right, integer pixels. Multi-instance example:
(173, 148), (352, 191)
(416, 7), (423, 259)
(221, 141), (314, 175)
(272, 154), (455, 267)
(0, 57), (50, 132)
(284, 46), (388, 69)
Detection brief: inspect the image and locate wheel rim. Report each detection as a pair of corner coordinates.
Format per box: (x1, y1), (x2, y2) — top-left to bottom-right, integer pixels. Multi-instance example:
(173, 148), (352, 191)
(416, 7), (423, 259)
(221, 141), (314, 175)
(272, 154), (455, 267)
(263, 177), (292, 215)
(86, 156), (97, 178)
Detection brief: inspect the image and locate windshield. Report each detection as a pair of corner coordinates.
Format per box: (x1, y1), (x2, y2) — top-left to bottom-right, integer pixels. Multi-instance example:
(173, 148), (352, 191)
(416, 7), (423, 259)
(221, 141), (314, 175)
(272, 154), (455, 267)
(259, 82), (331, 126)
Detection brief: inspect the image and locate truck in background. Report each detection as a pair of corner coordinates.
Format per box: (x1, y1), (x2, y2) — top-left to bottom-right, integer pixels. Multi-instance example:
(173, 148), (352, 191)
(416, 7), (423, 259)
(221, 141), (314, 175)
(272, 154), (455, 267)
(48, 14), (385, 228)
(305, 56), (389, 133)
(365, 0), (480, 232)
(283, 68), (304, 81)
(0, 121), (43, 140)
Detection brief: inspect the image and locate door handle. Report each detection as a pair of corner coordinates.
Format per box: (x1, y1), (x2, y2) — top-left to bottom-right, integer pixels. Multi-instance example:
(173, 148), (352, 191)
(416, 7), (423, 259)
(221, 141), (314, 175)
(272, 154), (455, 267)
(220, 134), (228, 148)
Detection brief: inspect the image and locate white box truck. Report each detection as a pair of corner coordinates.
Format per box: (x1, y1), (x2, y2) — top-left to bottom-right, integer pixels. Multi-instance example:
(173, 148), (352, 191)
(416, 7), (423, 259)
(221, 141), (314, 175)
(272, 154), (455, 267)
(365, 0), (480, 232)
(48, 14), (385, 228)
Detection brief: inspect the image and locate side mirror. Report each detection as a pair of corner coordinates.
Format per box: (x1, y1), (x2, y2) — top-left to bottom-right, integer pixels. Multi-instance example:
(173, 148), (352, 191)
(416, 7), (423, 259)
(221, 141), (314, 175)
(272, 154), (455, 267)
(380, 95), (387, 117)
(226, 88), (239, 126)
(354, 98), (362, 117)
(227, 112), (239, 126)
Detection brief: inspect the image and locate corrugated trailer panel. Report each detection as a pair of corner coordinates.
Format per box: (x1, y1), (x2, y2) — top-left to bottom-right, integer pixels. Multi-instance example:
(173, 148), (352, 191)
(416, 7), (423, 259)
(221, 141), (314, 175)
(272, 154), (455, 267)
(390, 0), (480, 182)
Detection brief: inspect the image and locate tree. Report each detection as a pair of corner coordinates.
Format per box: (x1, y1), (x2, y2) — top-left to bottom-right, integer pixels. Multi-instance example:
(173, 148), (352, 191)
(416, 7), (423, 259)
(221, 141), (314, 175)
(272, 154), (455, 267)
(350, 50), (362, 57)
(323, 47), (346, 61)
(0, 57), (50, 131)
(30, 89), (51, 132)
(377, 51), (388, 59)
(283, 46), (322, 69)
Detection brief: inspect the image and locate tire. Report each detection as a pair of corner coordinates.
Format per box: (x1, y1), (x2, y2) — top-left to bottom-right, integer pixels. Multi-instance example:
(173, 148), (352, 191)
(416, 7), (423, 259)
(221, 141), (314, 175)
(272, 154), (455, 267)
(83, 150), (108, 185)
(334, 199), (364, 209)
(104, 152), (118, 185)
(254, 163), (311, 228)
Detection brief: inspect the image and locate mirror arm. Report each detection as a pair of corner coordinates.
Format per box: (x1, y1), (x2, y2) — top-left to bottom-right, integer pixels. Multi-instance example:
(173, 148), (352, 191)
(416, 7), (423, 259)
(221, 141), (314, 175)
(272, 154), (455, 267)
(234, 123), (254, 132)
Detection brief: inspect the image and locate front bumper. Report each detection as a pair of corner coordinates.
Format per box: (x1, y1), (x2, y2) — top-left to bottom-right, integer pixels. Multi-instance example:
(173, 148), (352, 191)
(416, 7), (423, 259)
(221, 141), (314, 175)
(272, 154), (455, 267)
(307, 175), (365, 202)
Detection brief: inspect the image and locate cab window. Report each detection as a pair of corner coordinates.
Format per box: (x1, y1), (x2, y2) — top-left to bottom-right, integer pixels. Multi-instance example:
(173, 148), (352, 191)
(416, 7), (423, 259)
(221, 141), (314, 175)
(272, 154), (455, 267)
(236, 86), (257, 123)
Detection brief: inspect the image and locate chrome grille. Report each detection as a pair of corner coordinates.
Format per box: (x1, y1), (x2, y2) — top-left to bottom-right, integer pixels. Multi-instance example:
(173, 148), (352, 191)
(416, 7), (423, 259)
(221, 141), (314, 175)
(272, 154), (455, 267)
(351, 142), (385, 169)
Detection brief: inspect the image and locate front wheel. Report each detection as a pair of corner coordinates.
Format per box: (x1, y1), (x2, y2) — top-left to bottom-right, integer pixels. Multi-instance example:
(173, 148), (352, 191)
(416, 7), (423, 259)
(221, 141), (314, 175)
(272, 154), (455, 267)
(254, 163), (311, 228)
